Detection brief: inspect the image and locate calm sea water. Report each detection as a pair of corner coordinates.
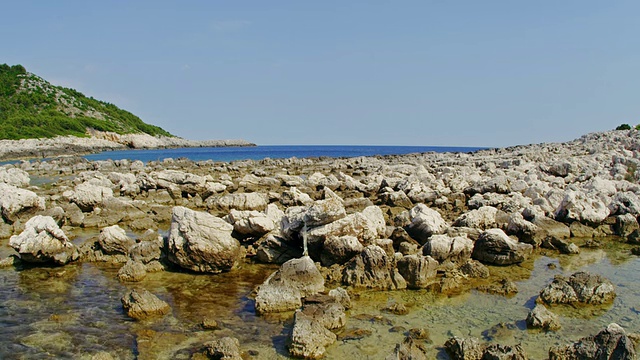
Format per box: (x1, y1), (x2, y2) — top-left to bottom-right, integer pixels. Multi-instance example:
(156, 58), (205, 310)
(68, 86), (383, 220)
(84, 145), (484, 163)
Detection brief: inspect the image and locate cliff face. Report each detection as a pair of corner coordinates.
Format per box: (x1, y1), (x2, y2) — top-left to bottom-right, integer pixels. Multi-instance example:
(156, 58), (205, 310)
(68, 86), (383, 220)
(0, 63), (172, 139)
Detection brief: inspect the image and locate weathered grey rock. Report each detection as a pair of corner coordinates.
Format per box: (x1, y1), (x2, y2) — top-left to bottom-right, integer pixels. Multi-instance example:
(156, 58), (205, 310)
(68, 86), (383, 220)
(280, 206), (307, 241)
(609, 192), (640, 216)
(385, 336), (428, 360)
(539, 271), (616, 305)
(396, 254), (438, 289)
(304, 196), (347, 227)
(226, 204), (284, 236)
(301, 297), (346, 330)
(526, 304), (560, 331)
(549, 323), (635, 360)
(328, 287), (351, 309)
(320, 235), (364, 267)
(615, 213), (639, 237)
(483, 344), (528, 360)
(67, 182), (113, 212)
(288, 309), (336, 359)
(379, 189), (414, 208)
(472, 229), (533, 265)
(117, 260), (147, 282)
(406, 204), (448, 243)
(342, 245), (405, 290)
(129, 240), (162, 264)
(204, 337), (243, 360)
(444, 337), (485, 360)
(555, 190), (610, 225)
(255, 256), (324, 314)
(422, 234), (473, 263)
(454, 206), (500, 230)
(207, 192), (268, 212)
(460, 259), (490, 278)
(255, 233), (302, 264)
(0, 183), (45, 223)
(0, 167), (30, 187)
(9, 215), (78, 265)
(98, 225), (135, 255)
(166, 206), (243, 273)
(121, 288), (170, 320)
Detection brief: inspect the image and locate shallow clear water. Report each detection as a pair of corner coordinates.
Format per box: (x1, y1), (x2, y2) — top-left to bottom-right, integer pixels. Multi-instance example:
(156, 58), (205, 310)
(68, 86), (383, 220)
(0, 239), (638, 359)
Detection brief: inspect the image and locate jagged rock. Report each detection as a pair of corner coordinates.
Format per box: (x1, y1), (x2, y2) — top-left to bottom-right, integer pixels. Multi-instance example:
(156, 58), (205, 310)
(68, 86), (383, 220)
(129, 239), (162, 264)
(539, 271), (616, 305)
(98, 225), (135, 255)
(320, 235), (364, 267)
(532, 217), (571, 241)
(255, 233), (302, 264)
(9, 215), (78, 265)
(385, 336), (428, 360)
(444, 337), (485, 360)
(483, 344), (528, 360)
(555, 190), (610, 225)
(121, 289), (170, 320)
(549, 323), (635, 360)
(328, 287), (351, 309)
(526, 304), (560, 331)
(609, 192), (640, 216)
(304, 196), (347, 227)
(280, 206), (307, 241)
(67, 182), (113, 212)
(615, 213), (639, 237)
(288, 309), (336, 359)
(454, 206), (500, 230)
(207, 192), (268, 212)
(422, 234), (473, 263)
(396, 254), (438, 289)
(406, 204), (448, 243)
(166, 206), (243, 273)
(379, 189), (414, 208)
(117, 260), (147, 282)
(226, 204), (284, 236)
(0, 167), (30, 187)
(542, 236), (580, 255)
(472, 229), (533, 265)
(204, 337), (243, 360)
(460, 259), (490, 278)
(255, 256), (324, 313)
(301, 297), (346, 330)
(477, 279), (518, 296)
(342, 245), (405, 290)
(0, 183), (45, 223)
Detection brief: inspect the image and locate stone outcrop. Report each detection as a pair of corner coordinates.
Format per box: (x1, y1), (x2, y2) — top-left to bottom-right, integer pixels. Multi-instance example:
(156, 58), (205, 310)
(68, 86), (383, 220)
(526, 304), (561, 331)
(396, 254), (438, 289)
(121, 288), (170, 320)
(0, 183), (45, 223)
(342, 245), (406, 290)
(166, 206), (243, 273)
(288, 309), (336, 359)
(539, 271), (616, 305)
(422, 234), (473, 263)
(472, 229), (532, 265)
(549, 323), (636, 360)
(406, 204), (448, 243)
(9, 215), (78, 265)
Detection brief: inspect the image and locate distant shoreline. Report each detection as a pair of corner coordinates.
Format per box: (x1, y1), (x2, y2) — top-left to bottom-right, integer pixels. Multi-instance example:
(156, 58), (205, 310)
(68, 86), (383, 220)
(0, 133), (256, 161)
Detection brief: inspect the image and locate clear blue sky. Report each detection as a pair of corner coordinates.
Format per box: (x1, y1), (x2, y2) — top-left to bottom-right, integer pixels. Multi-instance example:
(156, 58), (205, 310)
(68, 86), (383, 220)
(3, 1), (639, 146)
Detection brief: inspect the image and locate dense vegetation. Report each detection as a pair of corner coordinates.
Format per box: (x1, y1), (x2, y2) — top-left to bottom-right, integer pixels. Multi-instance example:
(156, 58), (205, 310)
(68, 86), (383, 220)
(0, 64), (172, 140)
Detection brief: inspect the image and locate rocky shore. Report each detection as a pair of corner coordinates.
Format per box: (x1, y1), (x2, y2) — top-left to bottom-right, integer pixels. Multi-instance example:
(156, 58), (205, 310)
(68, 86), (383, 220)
(0, 131), (255, 161)
(1, 129), (640, 358)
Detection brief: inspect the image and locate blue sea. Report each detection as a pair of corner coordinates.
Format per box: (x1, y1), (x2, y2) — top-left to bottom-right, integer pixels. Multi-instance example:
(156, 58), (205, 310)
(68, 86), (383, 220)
(84, 145), (484, 163)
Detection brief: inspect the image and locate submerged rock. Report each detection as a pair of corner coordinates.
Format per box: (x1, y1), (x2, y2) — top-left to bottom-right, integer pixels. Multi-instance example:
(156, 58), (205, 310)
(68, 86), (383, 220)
(539, 271), (616, 305)
(385, 336), (428, 360)
(166, 206), (243, 273)
(204, 336), (243, 360)
(444, 337), (485, 360)
(9, 215), (79, 265)
(121, 288), (170, 320)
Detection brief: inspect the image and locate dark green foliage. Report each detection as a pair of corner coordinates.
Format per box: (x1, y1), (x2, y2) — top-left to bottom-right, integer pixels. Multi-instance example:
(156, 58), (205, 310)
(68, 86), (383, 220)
(616, 124), (632, 130)
(0, 63), (172, 140)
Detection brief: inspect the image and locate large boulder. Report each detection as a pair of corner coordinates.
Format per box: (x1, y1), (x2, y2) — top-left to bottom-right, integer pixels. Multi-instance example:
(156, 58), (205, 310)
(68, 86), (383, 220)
(288, 309), (336, 359)
(254, 256), (325, 314)
(0, 167), (30, 187)
(549, 323), (635, 360)
(121, 289), (170, 320)
(554, 190), (610, 225)
(98, 225), (135, 255)
(422, 234), (473, 263)
(342, 245), (406, 290)
(67, 182), (114, 212)
(9, 215), (79, 265)
(166, 206), (243, 273)
(320, 235), (364, 267)
(255, 233), (302, 264)
(206, 192), (268, 212)
(396, 254), (438, 289)
(304, 196), (347, 227)
(472, 229), (533, 265)
(0, 183), (45, 223)
(539, 271), (616, 305)
(226, 204), (284, 236)
(454, 206), (500, 230)
(406, 204), (448, 243)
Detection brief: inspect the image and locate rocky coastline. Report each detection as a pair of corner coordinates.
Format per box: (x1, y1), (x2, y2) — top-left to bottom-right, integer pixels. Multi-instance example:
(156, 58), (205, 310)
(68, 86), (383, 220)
(1, 129), (640, 358)
(0, 132), (256, 161)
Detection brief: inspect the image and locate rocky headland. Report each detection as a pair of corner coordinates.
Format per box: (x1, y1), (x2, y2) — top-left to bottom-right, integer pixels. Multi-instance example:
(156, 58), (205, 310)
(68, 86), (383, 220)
(0, 131), (255, 161)
(1, 129), (640, 358)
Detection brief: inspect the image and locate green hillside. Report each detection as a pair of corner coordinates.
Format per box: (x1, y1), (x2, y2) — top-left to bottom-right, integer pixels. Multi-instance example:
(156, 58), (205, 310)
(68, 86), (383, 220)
(0, 64), (172, 140)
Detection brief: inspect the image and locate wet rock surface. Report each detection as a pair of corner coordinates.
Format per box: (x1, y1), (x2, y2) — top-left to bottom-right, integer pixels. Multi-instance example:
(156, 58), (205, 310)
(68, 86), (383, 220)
(539, 271), (616, 305)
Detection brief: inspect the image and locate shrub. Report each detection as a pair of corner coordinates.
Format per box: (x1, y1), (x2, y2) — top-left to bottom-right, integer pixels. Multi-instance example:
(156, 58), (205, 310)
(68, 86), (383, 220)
(616, 124), (632, 131)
